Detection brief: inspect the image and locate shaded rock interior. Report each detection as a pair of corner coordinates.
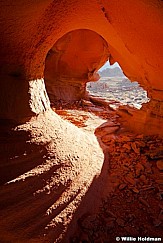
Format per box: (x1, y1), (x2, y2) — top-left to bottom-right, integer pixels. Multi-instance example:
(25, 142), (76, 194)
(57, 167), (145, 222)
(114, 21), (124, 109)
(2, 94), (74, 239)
(0, 0), (163, 242)
(45, 29), (109, 103)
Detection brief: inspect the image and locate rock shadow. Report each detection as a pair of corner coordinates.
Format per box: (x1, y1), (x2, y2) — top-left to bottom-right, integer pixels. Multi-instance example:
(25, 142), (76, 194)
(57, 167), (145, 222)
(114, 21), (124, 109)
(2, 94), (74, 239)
(0, 122), (48, 185)
(61, 126), (111, 242)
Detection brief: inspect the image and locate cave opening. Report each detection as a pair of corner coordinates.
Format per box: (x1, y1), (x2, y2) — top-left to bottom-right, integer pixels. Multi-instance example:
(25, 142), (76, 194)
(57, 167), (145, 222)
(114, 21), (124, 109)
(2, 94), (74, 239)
(0, 1), (163, 242)
(87, 61), (150, 110)
(44, 29), (109, 107)
(44, 28), (150, 114)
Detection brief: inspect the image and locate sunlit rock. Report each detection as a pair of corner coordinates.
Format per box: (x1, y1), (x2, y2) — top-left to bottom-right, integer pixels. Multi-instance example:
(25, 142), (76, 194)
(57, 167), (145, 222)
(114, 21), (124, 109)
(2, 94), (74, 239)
(0, 0), (163, 242)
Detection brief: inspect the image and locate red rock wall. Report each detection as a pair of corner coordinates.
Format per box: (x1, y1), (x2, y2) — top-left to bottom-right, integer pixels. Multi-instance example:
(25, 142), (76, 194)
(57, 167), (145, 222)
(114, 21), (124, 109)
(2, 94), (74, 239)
(45, 29), (108, 103)
(0, 0), (162, 133)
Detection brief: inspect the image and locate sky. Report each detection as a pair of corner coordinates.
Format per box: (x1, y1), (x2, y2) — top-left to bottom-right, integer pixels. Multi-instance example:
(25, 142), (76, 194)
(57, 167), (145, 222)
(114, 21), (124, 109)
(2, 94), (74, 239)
(99, 61), (119, 71)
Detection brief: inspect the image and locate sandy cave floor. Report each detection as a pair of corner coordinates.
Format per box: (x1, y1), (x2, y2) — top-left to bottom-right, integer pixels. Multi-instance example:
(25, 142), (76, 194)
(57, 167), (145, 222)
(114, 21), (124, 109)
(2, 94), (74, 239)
(54, 100), (163, 242)
(0, 98), (162, 243)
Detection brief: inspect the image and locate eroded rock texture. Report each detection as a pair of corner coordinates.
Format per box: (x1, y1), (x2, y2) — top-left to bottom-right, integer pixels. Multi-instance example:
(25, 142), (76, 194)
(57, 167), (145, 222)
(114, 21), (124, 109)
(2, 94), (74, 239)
(0, 0), (163, 242)
(0, 0), (162, 132)
(45, 29), (109, 103)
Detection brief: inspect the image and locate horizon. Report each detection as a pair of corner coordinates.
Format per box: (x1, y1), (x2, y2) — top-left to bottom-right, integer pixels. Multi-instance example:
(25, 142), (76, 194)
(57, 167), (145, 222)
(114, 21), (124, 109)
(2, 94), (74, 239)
(99, 61), (120, 71)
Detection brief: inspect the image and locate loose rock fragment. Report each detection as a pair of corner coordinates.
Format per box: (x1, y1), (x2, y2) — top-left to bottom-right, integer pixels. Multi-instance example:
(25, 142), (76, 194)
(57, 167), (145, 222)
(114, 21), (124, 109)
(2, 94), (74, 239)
(122, 143), (131, 151)
(131, 187), (139, 193)
(101, 134), (116, 143)
(139, 174), (148, 184)
(106, 210), (116, 218)
(131, 142), (140, 154)
(139, 197), (150, 208)
(119, 183), (127, 190)
(135, 162), (144, 176)
(156, 160), (163, 171)
(125, 175), (136, 185)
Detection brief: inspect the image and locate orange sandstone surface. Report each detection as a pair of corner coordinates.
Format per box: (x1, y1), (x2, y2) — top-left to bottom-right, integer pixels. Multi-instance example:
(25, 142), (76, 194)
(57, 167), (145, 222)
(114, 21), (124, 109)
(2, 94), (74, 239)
(45, 29), (108, 103)
(0, 0), (162, 132)
(0, 0), (163, 242)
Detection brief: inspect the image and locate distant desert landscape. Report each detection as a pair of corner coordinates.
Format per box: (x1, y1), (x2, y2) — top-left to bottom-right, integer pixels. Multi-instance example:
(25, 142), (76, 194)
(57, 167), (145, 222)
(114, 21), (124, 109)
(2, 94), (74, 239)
(87, 76), (149, 109)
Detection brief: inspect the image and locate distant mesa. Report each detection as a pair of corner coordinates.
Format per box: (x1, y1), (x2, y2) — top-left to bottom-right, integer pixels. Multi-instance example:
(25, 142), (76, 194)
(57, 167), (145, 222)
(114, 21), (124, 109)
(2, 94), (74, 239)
(98, 67), (125, 77)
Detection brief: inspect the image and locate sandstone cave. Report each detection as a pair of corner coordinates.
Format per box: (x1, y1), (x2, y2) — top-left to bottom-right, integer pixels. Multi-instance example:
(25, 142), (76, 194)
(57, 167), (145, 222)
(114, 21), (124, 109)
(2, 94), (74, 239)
(0, 1), (163, 243)
(44, 29), (109, 104)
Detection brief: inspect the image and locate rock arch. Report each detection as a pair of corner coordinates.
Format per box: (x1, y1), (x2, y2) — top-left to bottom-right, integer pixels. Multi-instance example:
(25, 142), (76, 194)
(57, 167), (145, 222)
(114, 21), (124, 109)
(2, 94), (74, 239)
(0, 0), (162, 134)
(44, 29), (109, 103)
(0, 1), (163, 242)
